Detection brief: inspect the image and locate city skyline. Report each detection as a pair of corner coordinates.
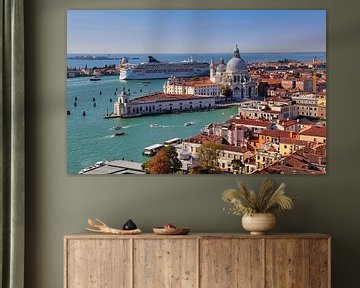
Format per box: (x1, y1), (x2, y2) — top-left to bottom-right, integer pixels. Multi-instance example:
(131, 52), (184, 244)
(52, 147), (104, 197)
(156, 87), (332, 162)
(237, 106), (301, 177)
(67, 10), (326, 54)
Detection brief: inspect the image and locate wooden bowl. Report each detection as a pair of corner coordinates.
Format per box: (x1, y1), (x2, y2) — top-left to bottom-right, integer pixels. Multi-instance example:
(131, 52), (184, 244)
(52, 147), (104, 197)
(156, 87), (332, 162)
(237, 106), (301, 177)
(153, 227), (190, 235)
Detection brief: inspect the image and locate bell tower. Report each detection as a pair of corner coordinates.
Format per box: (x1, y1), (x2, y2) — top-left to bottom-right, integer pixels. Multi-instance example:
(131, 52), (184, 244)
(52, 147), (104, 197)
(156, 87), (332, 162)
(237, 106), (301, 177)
(114, 85), (130, 116)
(312, 69), (317, 93)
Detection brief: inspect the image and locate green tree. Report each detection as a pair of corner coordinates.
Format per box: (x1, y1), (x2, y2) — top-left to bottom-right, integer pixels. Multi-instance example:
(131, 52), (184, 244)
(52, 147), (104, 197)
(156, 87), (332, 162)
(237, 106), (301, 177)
(197, 142), (221, 172)
(230, 159), (245, 174)
(220, 85), (233, 101)
(293, 71), (301, 78)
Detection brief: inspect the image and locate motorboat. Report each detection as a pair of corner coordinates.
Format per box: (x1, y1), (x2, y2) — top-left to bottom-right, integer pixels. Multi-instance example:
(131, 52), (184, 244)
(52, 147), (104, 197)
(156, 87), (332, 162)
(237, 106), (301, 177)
(184, 121), (196, 127)
(150, 124), (162, 128)
(90, 75), (101, 81)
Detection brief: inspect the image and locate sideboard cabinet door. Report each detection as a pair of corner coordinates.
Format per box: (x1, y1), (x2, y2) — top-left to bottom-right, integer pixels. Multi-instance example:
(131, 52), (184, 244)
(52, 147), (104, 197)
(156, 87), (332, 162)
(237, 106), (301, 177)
(265, 238), (329, 288)
(200, 239), (264, 288)
(65, 239), (131, 288)
(133, 239), (198, 288)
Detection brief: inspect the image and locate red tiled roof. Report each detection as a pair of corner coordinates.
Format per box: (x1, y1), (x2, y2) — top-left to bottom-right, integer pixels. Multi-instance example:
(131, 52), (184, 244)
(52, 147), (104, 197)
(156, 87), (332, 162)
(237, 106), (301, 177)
(314, 143), (326, 156)
(167, 77), (214, 87)
(265, 97), (291, 103)
(300, 126), (326, 137)
(280, 138), (309, 146)
(221, 145), (249, 154)
(253, 146), (327, 175)
(278, 119), (298, 127)
(185, 134), (224, 145)
(260, 129), (295, 138)
(131, 93), (212, 104)
(256, 166), (325, 175)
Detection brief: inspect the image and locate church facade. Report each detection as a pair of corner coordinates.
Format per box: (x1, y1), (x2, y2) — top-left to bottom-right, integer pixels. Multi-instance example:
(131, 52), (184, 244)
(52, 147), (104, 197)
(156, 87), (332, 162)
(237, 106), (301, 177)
(210, 45), (257, 100)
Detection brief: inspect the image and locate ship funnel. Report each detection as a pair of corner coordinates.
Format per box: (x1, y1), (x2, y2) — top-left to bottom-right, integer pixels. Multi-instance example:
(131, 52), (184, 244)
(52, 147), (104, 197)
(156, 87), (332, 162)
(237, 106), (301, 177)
(148, 56), (160, 63)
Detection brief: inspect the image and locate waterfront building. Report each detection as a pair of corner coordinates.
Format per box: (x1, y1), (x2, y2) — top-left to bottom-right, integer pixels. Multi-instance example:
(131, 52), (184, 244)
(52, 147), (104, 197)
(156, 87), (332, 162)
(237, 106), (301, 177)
(210, 45), (257, 100)
(163, 76), (220, 97)
(113, 86), (215, 118)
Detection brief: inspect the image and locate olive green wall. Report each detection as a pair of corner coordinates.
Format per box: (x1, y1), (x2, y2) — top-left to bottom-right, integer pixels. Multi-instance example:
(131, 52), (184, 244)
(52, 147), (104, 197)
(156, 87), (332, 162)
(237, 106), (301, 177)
(25, 0), (360, 287)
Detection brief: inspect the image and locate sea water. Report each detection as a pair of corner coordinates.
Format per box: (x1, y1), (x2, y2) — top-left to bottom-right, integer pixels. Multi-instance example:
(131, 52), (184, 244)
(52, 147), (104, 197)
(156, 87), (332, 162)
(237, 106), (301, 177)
(67, 52), (326, 174)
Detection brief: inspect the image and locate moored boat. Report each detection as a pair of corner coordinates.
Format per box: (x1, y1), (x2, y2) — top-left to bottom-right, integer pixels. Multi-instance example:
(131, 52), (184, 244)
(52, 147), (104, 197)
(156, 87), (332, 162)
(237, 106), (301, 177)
(184, 121), (196, 127)
(90, 75), (101, 81)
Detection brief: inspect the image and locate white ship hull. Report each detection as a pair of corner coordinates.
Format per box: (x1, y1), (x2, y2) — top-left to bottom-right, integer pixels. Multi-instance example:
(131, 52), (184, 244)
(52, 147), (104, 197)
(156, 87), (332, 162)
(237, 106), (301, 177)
(119, 70), (208, 80)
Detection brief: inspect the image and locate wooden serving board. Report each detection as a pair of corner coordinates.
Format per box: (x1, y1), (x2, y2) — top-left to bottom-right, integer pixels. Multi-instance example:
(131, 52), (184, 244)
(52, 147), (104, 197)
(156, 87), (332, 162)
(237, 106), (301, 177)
(153, 227), (190, 235)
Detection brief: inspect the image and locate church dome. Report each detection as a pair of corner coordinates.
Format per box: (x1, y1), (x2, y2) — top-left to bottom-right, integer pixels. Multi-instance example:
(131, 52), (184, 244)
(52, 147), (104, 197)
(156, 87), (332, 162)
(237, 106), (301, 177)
(226, 44), (248, 73)
(226, 57), (247, 73)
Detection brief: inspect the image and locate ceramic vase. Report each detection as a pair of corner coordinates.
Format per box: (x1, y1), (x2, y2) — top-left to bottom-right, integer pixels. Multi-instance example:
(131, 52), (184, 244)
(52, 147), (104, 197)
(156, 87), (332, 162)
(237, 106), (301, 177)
(242, 213), (276, 235)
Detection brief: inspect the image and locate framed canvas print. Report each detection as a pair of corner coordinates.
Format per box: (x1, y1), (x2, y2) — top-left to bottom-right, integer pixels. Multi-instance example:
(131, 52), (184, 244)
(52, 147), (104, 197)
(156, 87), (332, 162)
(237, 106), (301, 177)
(67, 10), (326, 175)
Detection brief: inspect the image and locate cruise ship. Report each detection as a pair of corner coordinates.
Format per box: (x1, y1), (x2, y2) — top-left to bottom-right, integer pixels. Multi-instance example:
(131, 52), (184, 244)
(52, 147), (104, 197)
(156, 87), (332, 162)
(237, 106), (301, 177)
(119, 56), (209, 80)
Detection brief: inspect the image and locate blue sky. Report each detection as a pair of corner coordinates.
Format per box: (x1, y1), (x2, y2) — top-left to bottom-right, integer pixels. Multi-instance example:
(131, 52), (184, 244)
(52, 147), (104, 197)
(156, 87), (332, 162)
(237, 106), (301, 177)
(67, 10), (326, 54)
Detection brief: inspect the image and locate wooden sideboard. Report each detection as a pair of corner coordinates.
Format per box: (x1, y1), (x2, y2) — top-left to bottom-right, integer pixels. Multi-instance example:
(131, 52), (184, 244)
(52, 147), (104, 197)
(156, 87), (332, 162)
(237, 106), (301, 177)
(64, 233), (330, 288)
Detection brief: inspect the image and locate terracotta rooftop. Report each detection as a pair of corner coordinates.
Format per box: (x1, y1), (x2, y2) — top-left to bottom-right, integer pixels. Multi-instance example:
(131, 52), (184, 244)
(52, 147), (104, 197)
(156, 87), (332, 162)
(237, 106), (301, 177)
(278, 119), (298, 127)
(221, 145), (249, 154)
(253, 146), (326, 175)
(185, 134), (225, 145)
(260, 129), (296, 138)
(167, 77), (214, 87)
(280, 138), (309, 146)
(300, 126), (326, 138)
(131, 93), (212, 104)
(265, 97), (291, 103)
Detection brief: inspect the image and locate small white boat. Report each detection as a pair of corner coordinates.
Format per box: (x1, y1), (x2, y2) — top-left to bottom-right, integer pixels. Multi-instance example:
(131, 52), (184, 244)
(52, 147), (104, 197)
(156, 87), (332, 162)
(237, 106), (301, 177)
(90, 75), (101, 81)
(184, 121), (196, 127)
(150, 124), (162, 128)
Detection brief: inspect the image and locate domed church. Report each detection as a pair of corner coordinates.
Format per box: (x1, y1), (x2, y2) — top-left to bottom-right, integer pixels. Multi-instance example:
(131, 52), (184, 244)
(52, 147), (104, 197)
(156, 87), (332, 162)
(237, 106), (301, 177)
(210, 45), (256, 100)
